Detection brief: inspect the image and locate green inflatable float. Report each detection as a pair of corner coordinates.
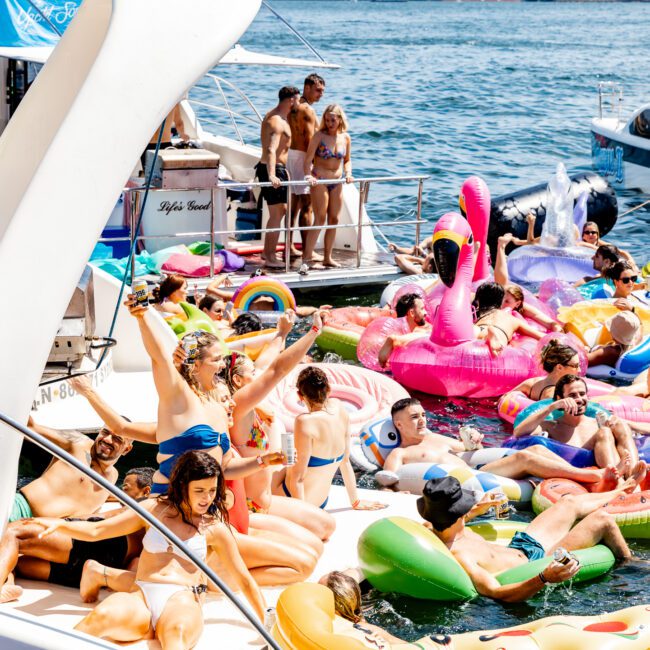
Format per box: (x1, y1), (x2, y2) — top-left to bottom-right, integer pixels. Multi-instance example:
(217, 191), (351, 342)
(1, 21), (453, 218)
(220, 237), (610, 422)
(166, 302), (228, 353)
(358, 517), (615, 601)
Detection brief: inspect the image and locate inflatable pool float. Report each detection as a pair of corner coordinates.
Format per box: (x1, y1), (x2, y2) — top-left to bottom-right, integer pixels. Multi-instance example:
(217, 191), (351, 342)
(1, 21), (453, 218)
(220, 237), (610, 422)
(225, 328), (278, 360)
(231, 276), (296, 312)
(498, 388), (650, 426)
(379, 273), (438, 308)
(538, 278), (585, 316)
(315, 307), (392, 360)
(358, 517), (614, 602)
(588, 334), (650, 382)
(274, 582), (650, 650)
(268, 363), (408, 437)
(389, 212), (537, 398)
(357, 316), (411, 373)
(533, 479), (650, 539)
(578, 277), (614, 300)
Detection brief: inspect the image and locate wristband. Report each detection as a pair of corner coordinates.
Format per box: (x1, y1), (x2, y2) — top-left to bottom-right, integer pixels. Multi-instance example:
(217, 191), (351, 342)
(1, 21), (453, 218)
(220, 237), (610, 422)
(256, 455), (265, 467)
(352, 499), (360, 509)
(311, 324), (321, 334)
(538, 571), (549, 585)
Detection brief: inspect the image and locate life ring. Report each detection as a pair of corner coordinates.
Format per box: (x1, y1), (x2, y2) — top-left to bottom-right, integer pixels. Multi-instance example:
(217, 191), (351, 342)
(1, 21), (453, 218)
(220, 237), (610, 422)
(379, 273), (438, 308)
(231, 276), (297, 312)
(358, 517), (614, 602)
(315, 307), (391, 361)
(225, 328), (277, 361)
(274, 582), (650, 650)
(533, 479), (650, 539)
(512, 398), (610, 430)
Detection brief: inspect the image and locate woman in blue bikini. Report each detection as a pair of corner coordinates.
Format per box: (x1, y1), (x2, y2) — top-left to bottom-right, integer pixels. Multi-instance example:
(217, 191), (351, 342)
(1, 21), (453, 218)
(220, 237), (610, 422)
(277, 366), (385, 511)
(302, 104), (353, 269)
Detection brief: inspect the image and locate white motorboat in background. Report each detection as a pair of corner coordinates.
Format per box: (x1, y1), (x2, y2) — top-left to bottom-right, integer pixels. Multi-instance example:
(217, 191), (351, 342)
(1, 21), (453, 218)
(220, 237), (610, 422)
(591, 82), (650, 193)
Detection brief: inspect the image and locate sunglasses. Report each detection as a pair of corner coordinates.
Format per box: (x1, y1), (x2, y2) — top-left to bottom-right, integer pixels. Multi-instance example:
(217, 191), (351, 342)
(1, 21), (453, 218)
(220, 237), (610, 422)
(98, 429), (125, 446)
(619, 276), (638, 284)
(583, 230), (598, 235)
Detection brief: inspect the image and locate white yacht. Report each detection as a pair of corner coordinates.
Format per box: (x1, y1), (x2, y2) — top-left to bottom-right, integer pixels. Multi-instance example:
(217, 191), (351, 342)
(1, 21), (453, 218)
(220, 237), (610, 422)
(591, 82), (650, 193)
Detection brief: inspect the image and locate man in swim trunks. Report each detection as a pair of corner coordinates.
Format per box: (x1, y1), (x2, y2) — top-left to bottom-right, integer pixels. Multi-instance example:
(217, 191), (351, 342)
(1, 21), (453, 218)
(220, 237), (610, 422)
(287, 73), (326, 259)
(381, 398), (630, 492)
(0, 417), (132, 603)
(514, 374), (643, 480)
(377, 293), (432, 367)
(419, 473), (636, 602)
(256, 85), (301, 269)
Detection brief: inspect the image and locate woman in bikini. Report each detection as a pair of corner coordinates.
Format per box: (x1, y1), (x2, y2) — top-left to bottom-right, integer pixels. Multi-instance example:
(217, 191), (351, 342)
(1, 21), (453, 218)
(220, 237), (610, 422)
(275, 367), (385, 511)
(222, 310), (336, 541)
(507, 338), (582, 402)
(302, 104), (353, 269)
(38, 450), (266, 649)
(151, 274), (189, 319)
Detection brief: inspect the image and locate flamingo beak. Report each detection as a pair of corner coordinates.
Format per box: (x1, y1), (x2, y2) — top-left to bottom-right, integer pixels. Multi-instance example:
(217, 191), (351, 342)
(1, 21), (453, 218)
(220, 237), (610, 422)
(432, 229), (465, 288)
(458, 192), (467, 217)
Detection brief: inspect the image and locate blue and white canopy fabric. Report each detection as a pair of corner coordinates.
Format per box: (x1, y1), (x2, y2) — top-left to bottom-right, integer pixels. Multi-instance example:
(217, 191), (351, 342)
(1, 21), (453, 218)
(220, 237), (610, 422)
(0, 0), (81, 62)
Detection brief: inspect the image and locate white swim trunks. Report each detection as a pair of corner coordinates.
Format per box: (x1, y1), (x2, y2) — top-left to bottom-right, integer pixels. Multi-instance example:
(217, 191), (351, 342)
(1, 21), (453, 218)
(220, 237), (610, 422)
(287, 149), (310, 195)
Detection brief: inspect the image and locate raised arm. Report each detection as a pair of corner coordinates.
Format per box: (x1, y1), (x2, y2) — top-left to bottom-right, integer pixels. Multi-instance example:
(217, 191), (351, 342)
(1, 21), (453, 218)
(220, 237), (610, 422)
(205, 274), (235, 301)
(68, 376), (157, 444)
(27, 416), (88, 453)
(252, 310), (294, 372)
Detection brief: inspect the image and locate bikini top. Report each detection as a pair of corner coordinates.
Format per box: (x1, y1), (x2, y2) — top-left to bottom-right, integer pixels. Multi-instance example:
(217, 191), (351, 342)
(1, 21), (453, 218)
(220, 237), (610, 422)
(159, 424), (230, 478)
(316, 139), (346, 160)
(308, 452), (344, 467)
(142, 525), (207, 562)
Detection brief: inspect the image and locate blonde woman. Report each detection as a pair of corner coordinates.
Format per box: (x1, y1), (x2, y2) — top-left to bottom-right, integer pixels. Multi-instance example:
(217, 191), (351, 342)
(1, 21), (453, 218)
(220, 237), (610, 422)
(302, 104), (353, 269)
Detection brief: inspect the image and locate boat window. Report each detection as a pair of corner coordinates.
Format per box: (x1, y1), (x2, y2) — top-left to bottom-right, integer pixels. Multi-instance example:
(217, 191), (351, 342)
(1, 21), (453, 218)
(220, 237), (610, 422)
(630, 109), (650, 139)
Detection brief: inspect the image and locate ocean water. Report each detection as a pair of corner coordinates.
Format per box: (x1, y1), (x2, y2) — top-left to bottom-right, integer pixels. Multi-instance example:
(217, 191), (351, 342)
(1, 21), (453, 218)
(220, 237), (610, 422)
(207, 2), (650, 640)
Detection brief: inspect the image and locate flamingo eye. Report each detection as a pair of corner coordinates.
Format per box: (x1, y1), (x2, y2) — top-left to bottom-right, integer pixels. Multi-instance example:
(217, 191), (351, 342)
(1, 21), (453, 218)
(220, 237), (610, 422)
(467, 233), (474, 245)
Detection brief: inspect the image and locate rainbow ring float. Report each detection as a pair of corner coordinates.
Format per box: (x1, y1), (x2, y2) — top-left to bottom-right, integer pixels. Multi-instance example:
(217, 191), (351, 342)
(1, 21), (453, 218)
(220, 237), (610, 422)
(231, 276), (297, 312)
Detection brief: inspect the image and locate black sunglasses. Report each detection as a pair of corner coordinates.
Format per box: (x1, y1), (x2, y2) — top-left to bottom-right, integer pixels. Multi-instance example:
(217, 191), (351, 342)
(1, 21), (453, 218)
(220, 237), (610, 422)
(583, 230), (598, 235)
(619, 275), (638, 284)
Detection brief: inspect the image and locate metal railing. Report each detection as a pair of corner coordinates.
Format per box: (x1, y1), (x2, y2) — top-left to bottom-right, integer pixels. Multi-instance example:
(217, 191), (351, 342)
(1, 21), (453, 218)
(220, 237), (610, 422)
(0, 412), (280, 649)
(598, 81), (624, 122)
(98, 174), (428, 284)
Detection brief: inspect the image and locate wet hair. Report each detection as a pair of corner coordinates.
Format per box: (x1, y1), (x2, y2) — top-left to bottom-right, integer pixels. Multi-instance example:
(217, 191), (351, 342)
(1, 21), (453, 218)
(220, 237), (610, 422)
(504, 284), (524, 312)
(152, 274), (186, 304)
(582, 221), (600, 237)
(553, 373), (587, 401)
(473, 282), (505, 319)
(606, 260), (635, 281)
(422, 254), (435, 274)
(322, 572), (362, 623)
(231, 312), (263, 335)
(596, 244), (620, 266)
(319, 103), (349, 133)
(297, 366), (330, 404)
(221, 352), (251, 394)
(540, 339), (578, 373)
(279, 85), (300, 102)
(158, 450), (229, 529)
(304, 73), (325, 88)
(391, 397), (421, 419)
(198, 294), (221, 313)
(125, 466), (155, 489)
(178, 331), (222, 400)
(394, 293), (421, 318)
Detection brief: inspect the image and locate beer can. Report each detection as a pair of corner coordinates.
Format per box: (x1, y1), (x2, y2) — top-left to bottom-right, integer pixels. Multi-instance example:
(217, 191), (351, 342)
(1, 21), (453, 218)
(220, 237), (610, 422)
(492, 492), (510, 519)
(553, 547), (572, 565)
(183, 333), (199, 364)
(133, 278), (150, 306)
(264, 607), (276, 632)
(596, 411), (609, 428)
(459, 425), (481, 451)
(281, 433), (295, 466)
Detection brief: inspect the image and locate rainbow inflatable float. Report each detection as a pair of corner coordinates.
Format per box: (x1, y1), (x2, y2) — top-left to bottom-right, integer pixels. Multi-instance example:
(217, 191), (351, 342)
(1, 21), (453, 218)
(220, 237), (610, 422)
(231, 276), (297, 312)
(274, 582), (650, 649)
(389, 212), (537, 398)
(533, 478), (650, 539)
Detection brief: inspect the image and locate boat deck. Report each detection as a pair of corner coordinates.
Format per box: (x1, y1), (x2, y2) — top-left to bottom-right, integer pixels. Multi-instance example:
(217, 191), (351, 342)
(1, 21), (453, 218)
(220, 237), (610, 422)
(0, 486), (418, 649)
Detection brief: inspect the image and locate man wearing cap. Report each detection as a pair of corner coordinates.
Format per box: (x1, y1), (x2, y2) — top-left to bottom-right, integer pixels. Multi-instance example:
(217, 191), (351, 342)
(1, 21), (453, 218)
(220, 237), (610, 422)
(418, 474), (636, 602)
(514, 374), (644, 479)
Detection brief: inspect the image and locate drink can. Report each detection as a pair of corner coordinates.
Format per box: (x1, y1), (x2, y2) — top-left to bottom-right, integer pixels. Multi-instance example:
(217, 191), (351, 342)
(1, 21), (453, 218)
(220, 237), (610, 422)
(553, 547), (572, 565)
(281, 433), (295, 466)
(264, 607), (276, 632)
(492, 492), (510, 519)
(596, 411), (609, 428)
(133, 278), (149, 306)
(183, 333), (199, 364)
(459, 425), (482, 451)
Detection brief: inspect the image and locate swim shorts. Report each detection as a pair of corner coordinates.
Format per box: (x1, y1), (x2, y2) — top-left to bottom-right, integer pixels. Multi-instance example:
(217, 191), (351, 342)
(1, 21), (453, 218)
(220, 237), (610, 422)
(9, 492), (33, 523)
(286, 149), (310, 195)
(507, 531), (546, 562)
(255, 162), (288, 205)
(48, 521), (129, 588)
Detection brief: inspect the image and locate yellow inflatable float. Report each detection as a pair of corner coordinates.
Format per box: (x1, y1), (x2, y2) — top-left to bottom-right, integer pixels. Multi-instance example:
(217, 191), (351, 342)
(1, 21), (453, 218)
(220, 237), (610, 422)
(273, 582), (650, 649)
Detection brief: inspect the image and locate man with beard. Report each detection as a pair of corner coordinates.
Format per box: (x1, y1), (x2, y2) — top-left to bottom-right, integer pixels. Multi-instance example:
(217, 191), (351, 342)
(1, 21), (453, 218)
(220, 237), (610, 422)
(0, 417), (132, 602)
(378, 293), (430, 367)
(574, 243), (620, 287)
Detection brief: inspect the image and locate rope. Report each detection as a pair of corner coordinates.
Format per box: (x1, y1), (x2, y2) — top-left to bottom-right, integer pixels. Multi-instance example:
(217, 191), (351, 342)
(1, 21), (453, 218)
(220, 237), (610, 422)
(619, 198), (650, 219)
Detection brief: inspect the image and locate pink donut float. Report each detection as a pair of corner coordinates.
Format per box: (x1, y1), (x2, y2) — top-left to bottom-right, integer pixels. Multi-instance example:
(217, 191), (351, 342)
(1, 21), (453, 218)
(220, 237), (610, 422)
(357, 316), (411, 373)
(390, 212), (537, 398)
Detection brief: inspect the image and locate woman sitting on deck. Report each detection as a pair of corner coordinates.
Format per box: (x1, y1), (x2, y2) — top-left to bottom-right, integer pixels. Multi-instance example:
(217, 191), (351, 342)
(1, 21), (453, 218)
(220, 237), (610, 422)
(151, 274), (188, 319)
(38, 450), (266, 649)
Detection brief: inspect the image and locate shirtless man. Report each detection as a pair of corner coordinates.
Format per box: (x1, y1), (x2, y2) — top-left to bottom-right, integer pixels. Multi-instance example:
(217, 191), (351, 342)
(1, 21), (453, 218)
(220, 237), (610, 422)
(380, 398), (623, 492)
(378, 293), (431, 367)
(256, 86), (301, 268)
(574, 243), (620, 287)
(418, 473), (638, 602)
(0, 418), (132, 602)
(514, 374), (641, 478)
(287, 73), (326, 258)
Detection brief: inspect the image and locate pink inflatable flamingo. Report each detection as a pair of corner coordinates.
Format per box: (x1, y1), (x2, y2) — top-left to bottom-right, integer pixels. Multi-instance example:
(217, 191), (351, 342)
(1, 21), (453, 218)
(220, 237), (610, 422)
(459, 175), (491, 282)
(390, 212), (537, 398)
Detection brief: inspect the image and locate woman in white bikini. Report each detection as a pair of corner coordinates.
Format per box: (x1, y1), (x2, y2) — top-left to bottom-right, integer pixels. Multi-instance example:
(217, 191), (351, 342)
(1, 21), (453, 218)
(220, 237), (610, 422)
(38, 450), (265, 649)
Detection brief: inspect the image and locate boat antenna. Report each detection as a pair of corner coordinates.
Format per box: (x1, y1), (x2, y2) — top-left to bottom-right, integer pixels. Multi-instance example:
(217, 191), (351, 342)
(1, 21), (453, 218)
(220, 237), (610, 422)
(261, 0), (327, 63)
(24, 0), (64, 38)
